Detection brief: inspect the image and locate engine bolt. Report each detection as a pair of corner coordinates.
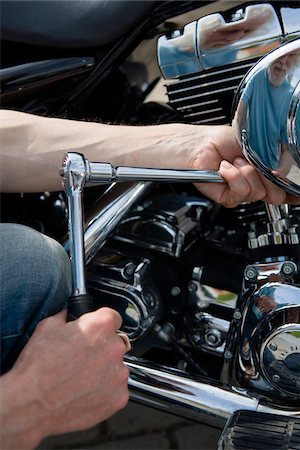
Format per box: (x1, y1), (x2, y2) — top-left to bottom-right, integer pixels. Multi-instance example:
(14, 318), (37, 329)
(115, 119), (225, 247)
(205, 330), (222, 347)
(272, 374), (280, 383)
(233, 310), (242, 320)
(281, 261), (297, 277)
(144, 292), (155, 308)
(269, 343), (277, 351)
(123, 262), (136, 278)
(171, 286), (181, 296)
(244, 266), (258, 281)
(188, 281), (198, 292)
(225, 350), (233, 360)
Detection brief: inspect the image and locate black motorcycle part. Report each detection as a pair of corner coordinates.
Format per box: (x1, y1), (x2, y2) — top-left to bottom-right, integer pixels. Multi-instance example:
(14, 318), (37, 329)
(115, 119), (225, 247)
(0, 57), (95, 102)
(218, 410), (300, 450)
(1, 1), (157, 49)
(67, 294), (95, 322)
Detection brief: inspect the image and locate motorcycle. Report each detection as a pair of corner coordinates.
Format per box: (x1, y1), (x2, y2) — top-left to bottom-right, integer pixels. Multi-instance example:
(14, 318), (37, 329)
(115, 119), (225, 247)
(1, 2), (300, 449)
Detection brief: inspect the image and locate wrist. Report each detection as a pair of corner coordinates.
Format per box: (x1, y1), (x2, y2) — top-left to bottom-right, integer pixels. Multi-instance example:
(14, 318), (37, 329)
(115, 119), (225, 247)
(1, 367), (50, 449)
(114, 122), (202, 169)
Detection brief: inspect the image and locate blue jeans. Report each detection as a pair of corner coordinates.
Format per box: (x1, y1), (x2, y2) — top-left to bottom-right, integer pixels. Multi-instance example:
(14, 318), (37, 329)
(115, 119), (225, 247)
(0, 223), (71, 374)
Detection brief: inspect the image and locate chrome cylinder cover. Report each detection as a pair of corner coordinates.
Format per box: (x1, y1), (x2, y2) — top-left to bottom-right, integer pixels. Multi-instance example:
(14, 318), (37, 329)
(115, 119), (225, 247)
(157, 3), (300, 126)
(235, 280), (300, 402)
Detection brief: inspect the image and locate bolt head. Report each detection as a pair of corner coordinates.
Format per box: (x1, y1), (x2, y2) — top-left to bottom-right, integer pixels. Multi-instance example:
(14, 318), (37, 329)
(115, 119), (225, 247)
(281, 262), (296, 277)
(225, 350), (233, 359)
(272, 374), (280, 383)
(123, 262), (136, 278)
(269, 343), (278, 351)
(188, 281), (197, 292)
(171, 286), (181, 296)
(233, 311), (242, 320)
(245, 266), (257, 281)
(144, 292), (155, 308)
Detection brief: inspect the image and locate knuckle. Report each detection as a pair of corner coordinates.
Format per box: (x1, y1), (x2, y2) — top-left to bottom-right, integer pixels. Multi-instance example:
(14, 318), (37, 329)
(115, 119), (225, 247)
(97, 308), (120, 331)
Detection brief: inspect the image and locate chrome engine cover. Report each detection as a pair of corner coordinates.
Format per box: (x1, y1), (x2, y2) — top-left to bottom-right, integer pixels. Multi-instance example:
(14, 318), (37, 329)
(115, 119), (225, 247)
(229, 263), (300, 403)
(157, 3), (300, 125)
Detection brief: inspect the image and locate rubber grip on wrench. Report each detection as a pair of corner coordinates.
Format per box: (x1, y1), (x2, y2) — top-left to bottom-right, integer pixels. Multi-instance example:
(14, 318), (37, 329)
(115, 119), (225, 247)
(67, 294), (94, 321)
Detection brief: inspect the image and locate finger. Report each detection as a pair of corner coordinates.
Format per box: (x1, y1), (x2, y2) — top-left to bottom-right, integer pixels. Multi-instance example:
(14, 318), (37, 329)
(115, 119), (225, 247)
(258, 175), (287, 205)
(98, 307), (123, 331)
(233, 157), (267, 202)
(78, 307), (123, 335)
(285, 194), (300, 204)
(219, 160), (252, 207)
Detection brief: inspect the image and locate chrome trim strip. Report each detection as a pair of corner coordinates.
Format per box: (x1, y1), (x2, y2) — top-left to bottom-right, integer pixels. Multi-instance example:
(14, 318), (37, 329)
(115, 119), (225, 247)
(178, 62), (256, 83)
(183, 107), (223, 118)
(170, 85), (238, 104)
(126, 358), (299, 428)
(168, 75), (244, 95)
(177, 99), (218, 110)
(193, 116), (227, 125)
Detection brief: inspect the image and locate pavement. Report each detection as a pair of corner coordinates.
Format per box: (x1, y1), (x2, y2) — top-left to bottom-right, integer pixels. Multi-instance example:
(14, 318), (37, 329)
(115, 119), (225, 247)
(38, 401), (222, 450)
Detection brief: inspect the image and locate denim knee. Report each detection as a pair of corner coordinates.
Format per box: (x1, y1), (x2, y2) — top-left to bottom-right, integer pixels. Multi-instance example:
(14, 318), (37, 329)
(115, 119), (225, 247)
(1, 223), (71, 372)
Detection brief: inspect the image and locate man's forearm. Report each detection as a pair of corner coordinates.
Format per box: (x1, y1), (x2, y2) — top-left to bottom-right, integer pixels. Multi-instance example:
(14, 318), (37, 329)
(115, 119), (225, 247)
(0, 110), (196, 193)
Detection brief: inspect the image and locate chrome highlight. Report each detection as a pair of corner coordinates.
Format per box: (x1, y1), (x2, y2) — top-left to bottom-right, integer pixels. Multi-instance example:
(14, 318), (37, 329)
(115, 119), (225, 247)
(126, 358), (299, 428)
(60, 153), (88, 296)
(234, 39), (300, 197)
(84, 182), (152, 264)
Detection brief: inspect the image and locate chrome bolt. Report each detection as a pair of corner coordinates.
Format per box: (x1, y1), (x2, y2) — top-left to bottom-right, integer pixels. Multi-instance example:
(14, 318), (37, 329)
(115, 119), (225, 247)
(281, 261), (297, 277)
(193, 334), (201, 343)
(188, 281), (198, 292)
(272, 374), (280, 383)
(123, 262), (136, 278)
(244, 266), (258, 281)
(144, 292), (155, 308)
(233, 310), (242, 320)
(205, 330), (222, 347)
(225, 350), (233, 359)
(171, 286), (181, 297)
(269, 343), (278, 351)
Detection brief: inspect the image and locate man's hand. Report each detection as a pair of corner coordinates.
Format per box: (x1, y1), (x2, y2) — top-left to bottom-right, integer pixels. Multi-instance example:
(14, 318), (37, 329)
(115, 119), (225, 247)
(1, 308), (129, 449)
(186, 125), (300, 207)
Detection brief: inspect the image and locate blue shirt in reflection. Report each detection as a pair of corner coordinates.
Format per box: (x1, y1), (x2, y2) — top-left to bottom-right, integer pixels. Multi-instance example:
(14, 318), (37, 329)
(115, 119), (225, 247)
(242, 68), (292, 169)
(200, 48), (237, 69)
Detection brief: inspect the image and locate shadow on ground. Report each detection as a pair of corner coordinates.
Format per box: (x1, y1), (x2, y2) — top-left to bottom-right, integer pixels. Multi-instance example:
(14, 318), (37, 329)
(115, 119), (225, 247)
(39, 401), (221, 449)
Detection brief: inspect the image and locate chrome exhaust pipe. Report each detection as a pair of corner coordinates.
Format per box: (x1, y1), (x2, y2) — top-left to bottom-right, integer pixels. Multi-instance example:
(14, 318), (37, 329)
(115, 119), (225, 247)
(126, 357), (300, 429)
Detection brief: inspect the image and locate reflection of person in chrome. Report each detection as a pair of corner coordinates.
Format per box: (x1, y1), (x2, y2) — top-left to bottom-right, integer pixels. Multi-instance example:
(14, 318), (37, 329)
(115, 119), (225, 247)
(199, 5), (274, 68)
(237, 50), (300, 177)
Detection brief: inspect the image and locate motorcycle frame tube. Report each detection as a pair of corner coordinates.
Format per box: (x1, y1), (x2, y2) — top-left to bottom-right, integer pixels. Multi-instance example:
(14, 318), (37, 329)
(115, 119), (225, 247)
(125, 357), (300, 429)
(84, 181), (152, 264)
